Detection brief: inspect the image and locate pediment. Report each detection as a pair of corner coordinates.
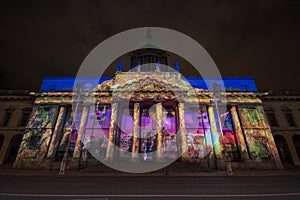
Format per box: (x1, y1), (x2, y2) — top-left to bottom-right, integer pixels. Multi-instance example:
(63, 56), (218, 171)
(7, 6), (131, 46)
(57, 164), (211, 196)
(97, 72), (192, 92)
(117, 77), (188, 92)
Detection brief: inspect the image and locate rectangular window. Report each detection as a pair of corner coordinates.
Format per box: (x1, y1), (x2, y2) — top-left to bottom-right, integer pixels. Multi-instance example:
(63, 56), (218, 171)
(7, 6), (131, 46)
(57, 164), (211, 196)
(285, 112), (296, 127)
(267, 113), (279, 127)
(19, 112), (30, 127)
(2, 112), (12, 126)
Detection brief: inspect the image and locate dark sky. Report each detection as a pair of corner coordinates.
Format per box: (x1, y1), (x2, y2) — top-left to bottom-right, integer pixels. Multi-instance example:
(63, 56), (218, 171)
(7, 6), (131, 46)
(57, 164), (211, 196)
(1, 0), (299, 91)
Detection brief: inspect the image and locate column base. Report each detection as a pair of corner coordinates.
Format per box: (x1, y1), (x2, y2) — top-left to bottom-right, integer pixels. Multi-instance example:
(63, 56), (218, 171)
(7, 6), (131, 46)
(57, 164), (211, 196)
(70, 158), (80, 170)
(216, 159), (227, 170)
(180, 150), (190, 161)
(155, 151), (164, 162)
(274, 158), (284, 170)
(13, 159), (52, 169)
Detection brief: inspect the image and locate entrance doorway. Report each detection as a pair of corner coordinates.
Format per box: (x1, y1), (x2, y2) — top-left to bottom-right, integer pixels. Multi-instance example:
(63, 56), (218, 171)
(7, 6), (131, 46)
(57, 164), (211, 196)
(274, 135), (293, 165)
(0, 134), (4, 151)
(4, 134), (23, 164)
(292, 134), (300, 161)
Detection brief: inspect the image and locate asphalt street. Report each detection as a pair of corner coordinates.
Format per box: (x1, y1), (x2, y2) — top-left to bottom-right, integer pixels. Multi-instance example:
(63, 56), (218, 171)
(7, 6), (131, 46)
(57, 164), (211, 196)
(0, 175), (300, 200)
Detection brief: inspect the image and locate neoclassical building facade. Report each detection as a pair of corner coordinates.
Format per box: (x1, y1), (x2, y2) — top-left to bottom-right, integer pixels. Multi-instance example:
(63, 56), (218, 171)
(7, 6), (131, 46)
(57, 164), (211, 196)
(12, 69), (283, 171)
(0, 90), (34, 166)
(262, 90), (300, 167)
(0, 50), (299, 172)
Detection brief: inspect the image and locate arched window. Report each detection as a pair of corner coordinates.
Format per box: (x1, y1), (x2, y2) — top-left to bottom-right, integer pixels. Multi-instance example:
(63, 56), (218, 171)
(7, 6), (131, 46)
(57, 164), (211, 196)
(2, 112), (12, 127)
(0, 134), (4, 151)
(274, 135), (293, 164)
(292, 134), (300, 160)
(19, 107), (32, 127)
(4, 134), (23, 163)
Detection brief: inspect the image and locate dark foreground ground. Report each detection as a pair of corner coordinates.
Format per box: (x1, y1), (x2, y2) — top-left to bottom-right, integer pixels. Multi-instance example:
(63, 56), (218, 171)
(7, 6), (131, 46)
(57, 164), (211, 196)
(1, 169), (300, 200)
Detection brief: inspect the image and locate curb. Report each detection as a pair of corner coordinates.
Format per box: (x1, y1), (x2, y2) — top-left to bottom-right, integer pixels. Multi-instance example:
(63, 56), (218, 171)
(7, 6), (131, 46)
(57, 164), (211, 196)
(1, 168), (300, 177)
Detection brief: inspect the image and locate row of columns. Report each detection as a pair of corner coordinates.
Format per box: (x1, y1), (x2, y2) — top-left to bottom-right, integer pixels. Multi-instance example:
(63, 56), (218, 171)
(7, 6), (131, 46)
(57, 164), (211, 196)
(207, 105), (252, 161)
(45, 103), (249, 161)
(45, 105), (90, 161)
(102, 102), (250, 162)
(45, 103), (281, 169)
(46, 106), (67, 158)
(104, 102), (190, 161)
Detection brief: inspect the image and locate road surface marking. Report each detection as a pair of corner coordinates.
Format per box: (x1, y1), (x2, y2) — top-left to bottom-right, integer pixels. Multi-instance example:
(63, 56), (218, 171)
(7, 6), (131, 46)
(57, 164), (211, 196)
(1, 192), (300, 198)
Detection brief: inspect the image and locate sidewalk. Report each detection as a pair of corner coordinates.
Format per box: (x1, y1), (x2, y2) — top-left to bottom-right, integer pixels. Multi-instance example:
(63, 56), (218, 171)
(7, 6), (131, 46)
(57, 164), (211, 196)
(1, 167), (300, 177)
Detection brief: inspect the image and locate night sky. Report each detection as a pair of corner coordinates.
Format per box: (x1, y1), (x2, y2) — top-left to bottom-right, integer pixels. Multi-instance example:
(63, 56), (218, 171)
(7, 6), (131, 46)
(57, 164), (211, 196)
(1, 0), (299, 91)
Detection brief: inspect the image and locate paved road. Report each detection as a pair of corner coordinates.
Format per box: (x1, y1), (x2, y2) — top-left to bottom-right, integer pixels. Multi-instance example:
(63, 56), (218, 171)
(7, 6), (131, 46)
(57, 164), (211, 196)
(0, 175), (300, 200)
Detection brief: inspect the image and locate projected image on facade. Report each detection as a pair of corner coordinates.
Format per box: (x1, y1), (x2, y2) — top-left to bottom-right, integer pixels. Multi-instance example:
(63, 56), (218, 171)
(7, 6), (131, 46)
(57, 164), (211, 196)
(55, 107), (72, 161)
(219, 110), (239, 161)
(17, 106), (58, 160)
(118, 105), (134, 159)
(239, 106), (273, 161)
(13, 49), (283, 171)
(185, 105), (211, 161)
(84, 104), (111, 159)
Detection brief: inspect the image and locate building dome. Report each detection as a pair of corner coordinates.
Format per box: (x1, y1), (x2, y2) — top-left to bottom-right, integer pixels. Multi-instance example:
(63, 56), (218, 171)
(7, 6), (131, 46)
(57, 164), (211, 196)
(129, 48), (170, 72)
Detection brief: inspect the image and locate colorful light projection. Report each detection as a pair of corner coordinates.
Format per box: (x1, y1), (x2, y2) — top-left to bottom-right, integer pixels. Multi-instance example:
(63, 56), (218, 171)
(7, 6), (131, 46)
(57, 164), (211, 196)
(54, 107), (73, 161)
(219, 110), (240, 161)
(238, 106), (272, 161)
(238, 106), (270, 128)
(84, 104), (111, 159)
(113, 102), (179, 161)
(161, 109), (177, 159)
(230, 106), (249, 160)
(17, 106), (58, 160)
(207, 106), (222, 158)
(140, 103), (178, 160)
(184, 105), (212, 161)
(140, 107), (157, 155)
(17, 101), (275, 165)
(155, 102), (163, 160)
(163, 111), (176, 133)
(139, 105), (178, 160)
(243, 129), (272, 160)
(119, 107), (134, 159)
(46, 107), (68, 159)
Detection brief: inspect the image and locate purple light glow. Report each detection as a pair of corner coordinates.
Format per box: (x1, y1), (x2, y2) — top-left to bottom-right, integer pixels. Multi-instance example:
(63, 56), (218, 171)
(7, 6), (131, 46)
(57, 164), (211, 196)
(163, 116), (176, 133)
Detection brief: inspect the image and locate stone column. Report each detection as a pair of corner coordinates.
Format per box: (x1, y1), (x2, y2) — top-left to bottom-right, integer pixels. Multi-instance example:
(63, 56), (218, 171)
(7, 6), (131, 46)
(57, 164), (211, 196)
(72, 105), (89, 159)
(105, 102), (118, 160)
(259, 106), (284, 169)
(156, 102), (163, 160)
(230, 106), (250, 161)
(46, 106), (67, 159)
(175, 106), (180, 153)
(203, 126), (213, 154)
(207, 105), (223, 159)
(131, 102), (140, 160)
(264, 129), (284, 169)
(178, 102), (189, 160)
